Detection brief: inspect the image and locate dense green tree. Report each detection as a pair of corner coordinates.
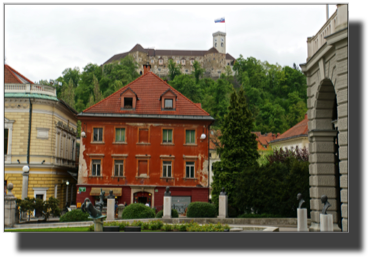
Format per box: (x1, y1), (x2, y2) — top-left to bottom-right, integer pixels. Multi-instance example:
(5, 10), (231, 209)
(192, 60), (205, 84)
(93, 74), (102, 104)
(59, 79), (75, 109)
(211, 88), (259, 209)
(169, 74), (202, 103)
(168, 59), (181, 81)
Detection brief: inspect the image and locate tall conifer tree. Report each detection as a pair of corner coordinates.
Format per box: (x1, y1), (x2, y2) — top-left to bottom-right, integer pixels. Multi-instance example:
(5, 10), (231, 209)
(211, 88), (259, 209)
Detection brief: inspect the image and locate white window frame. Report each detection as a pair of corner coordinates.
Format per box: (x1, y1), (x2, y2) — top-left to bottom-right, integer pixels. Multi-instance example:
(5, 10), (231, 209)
(186, 162), (195, 178)
(163, 161), (172, 178)
(114, 160), (124, 177)
(4, 118), (14, 164)
(92, 159), (101, 176)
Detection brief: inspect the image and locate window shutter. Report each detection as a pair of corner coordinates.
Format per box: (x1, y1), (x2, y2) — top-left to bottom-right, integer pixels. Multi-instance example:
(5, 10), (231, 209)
(139, 129), (149, 143)
(139, 160), (148, 175)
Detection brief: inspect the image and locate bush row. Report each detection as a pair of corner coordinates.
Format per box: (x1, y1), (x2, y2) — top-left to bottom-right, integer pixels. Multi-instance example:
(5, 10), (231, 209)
(88, 220), (230, 232)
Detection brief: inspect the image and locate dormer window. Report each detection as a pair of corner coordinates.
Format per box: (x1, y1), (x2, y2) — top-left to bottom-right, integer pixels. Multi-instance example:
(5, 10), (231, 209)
(190, 60), (194, 65)
(120, 87), (138, 110)
(164, 99), (173, 109)
(124, 98), (133, 108)
(159, 59), (163, 65)
(181, 59), (186, 65)
(160, 88), (177, 111)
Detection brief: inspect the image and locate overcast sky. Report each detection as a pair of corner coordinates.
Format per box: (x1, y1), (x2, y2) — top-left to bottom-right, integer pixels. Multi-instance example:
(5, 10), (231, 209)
(4, 4), (337, 82)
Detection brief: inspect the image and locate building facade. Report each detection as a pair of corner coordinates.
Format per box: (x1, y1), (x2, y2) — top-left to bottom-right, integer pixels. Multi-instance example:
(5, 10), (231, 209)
(4, 65), (78, 211)
(270, 114), (309, 151)
(299, 4), (348, 231)
(76, 64), (214, 214)
(103, 32), (235, 79)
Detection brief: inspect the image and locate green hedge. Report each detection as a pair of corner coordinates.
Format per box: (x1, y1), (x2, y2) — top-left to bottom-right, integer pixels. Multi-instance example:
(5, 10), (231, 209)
(234, 157), (310, 217)
(186, 202), (217, 218)
(155, 209), (179, 218)
(237, 213), (282, 218)
(121, 203), (155, 219)
(60, 209), (90, 222)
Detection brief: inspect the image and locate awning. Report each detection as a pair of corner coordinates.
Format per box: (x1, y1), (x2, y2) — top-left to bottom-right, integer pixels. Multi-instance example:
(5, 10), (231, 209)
(89, 187), (122, 196)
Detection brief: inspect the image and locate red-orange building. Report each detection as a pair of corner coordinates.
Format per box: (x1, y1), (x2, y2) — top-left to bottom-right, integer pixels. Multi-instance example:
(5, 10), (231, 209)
(76, 64), (214, 213)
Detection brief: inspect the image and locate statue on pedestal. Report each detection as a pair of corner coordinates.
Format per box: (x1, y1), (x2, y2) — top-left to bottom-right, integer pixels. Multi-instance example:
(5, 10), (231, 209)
(220, 187), (227, 195)
(297, 193), (305, 209)
(164, 186), (171, 196)
(107, 190), (115, 199)
(321, 195), (331, 215)
(95, 189), (105, 213)
(81, 198), (104, 219)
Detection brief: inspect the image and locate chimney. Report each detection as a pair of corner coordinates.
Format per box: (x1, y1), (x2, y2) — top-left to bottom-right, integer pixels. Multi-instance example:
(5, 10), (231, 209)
(143, 62), (151, 74)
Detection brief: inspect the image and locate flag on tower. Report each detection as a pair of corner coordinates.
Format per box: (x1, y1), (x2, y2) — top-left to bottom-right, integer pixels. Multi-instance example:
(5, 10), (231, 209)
(214, 17), (225, 23)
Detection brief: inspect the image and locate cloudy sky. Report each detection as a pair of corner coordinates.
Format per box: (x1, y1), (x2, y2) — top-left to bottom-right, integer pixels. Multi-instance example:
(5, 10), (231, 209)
(5, 4), (337, 82)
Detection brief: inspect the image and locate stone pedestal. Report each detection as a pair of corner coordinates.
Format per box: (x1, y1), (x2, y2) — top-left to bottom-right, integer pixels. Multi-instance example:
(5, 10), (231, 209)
(297, 208), (308, 231)
(70, 205), (77, 211)
(5, 183), (17, 228)
(93, 217), (106, 232)
(118, 204), (125, 219)
(106, 199), (115, 221)
(163, 196), (172, 219)
(218, 195), (228, 218)
(320, 214), (333, 232)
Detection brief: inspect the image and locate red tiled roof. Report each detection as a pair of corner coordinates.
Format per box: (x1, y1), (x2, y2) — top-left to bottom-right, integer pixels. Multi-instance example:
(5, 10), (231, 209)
(209, 130), (277, 151)
(271, 115), (308, 143)
(252, 132), (279, 151)
(82, 71), (211, 117)
(4, 64), (34, 84)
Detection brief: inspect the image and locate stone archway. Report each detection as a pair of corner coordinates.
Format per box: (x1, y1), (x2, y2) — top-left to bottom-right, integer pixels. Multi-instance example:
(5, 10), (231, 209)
(300, 8), (348, 231)
(308, 79), (341, 231)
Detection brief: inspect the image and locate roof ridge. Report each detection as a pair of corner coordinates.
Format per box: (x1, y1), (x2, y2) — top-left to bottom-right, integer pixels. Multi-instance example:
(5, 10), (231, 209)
(275, 115), (308, 139)
(82, 72), (150, 113)
(5, 64), (34, 84)
(149, 72), (210, 116)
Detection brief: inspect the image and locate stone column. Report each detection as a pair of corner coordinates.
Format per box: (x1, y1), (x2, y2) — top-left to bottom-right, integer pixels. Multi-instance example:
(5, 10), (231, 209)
(320, 214), (334, 231)
(5, 183), (17, 228)
(308, 131), (340, 231)
(21, 166), (30, 199)
(93, 218), (104, 232)
(118, 204), (125, 219)
(106, 191), (115, 221)
(54, 184), (58, 199)
(70, 184), (74, 204)
(163, 197), (172, 219)
(66, 184), (69, 203)
(163, 187), (172, 219)
(218, 190), (228, 219)
(297, 209), (308, 231)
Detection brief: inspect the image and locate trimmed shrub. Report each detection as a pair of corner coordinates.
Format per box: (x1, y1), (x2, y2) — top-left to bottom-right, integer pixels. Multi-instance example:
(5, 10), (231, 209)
(186, 202), (217, 218)
(237, 213), (282, 218)
(60, 209), (89, 222)
(235, 157), (310, 217)
(228, 206), (238, 218)
(155, 209), (179, 218)
(121, 203), (155, 219)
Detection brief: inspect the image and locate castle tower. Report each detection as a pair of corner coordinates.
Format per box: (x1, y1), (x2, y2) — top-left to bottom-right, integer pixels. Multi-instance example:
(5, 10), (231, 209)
(212, 31), (226, 54)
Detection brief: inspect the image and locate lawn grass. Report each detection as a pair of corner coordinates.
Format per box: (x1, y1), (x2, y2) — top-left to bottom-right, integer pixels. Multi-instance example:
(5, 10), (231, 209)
(5, 227), (164, 232)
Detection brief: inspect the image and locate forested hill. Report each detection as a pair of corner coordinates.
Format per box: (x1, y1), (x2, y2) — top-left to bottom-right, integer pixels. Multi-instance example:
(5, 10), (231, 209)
(39, 55), (307, 135)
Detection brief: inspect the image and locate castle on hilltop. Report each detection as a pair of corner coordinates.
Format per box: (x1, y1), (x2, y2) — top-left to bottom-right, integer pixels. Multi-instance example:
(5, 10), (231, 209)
(103, 31), (235, 79)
